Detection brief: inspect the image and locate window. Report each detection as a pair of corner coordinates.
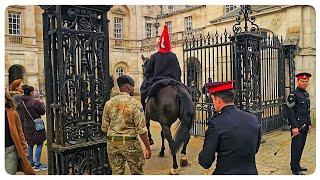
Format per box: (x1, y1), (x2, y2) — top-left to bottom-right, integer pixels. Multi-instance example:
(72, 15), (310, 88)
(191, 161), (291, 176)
(260, 29), (274, 44)
(8, 11), (21, 35)
(145, 23), (152, 38)
(114, 17), (123, 39)
(168, 5), (174, 12)
(225, 5), (237, 13)
(166, 21), (172, 33)
(184, 16), (192, 32)
(116, 67), (125, 77)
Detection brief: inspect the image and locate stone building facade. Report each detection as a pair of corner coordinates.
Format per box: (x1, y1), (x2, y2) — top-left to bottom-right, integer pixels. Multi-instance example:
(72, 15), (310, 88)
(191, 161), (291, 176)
(4, 5), (316, 116)
(5, 5), (44, 92)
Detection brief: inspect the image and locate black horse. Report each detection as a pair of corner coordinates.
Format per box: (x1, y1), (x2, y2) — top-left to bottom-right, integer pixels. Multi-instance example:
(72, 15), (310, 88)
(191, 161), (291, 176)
(141, 55), (195, 174)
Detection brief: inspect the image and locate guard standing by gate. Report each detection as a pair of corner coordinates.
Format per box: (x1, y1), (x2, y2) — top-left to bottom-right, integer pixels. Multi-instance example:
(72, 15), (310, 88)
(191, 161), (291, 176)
(198, 81), (261, 175)
(287, 72), (312, 175)
(102, 75), (151, 175)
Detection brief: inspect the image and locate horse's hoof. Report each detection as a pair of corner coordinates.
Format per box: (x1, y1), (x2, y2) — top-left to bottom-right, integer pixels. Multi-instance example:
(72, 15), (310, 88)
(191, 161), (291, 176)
(180, 158), (188, 167)
(158, 151), (165, 157)
(170, 168), (179, 175)
(149, 139), (154, 145)
(180, 154), (188, 167)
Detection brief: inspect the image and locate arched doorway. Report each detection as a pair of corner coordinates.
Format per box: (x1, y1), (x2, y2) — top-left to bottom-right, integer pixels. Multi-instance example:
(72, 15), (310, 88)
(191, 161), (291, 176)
(186, 57), (201, 87)
(8, 64), (25, 85)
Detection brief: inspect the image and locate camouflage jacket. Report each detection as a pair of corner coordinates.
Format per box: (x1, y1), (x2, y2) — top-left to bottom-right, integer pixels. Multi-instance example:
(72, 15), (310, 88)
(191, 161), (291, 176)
(101, 92), (147, 136)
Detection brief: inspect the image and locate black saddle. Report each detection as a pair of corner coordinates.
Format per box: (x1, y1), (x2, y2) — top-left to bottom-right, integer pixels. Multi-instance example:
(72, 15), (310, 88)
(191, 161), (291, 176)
(147, 78), (189, 97)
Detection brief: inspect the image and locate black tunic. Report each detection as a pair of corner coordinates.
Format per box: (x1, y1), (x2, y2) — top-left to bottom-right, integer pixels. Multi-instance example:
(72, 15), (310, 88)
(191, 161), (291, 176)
(149, 52), (181, 82)
(287, 87), (311, 171)
(287, 87), (311, 130)
(198, 105), (261, 175)
(140, 52), (182, 107)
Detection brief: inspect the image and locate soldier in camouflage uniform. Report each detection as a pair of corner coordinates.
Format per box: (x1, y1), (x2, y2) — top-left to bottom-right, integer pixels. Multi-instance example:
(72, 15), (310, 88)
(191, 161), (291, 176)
(102, 75), (151, 175)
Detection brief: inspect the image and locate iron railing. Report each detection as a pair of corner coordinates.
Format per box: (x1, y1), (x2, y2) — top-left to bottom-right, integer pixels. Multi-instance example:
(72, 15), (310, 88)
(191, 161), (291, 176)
(183, 5), (297, 136)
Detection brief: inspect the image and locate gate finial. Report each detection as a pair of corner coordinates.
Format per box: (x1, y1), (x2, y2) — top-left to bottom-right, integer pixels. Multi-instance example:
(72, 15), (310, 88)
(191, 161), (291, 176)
(233, 5), (259, 34)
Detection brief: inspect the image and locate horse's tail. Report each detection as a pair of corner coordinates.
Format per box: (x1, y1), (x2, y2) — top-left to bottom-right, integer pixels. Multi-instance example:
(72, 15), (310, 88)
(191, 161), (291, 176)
(172, 88), (195, 154)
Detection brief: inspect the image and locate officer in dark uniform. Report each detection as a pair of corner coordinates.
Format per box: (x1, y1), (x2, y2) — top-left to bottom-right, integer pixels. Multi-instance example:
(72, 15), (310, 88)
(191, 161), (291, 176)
(198, 81), (261, 175)
(287, 72), (312, 175)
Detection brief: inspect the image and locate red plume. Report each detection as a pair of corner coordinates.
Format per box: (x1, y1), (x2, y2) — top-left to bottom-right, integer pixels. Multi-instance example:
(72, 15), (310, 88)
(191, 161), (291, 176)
(158, 24), (171, 53)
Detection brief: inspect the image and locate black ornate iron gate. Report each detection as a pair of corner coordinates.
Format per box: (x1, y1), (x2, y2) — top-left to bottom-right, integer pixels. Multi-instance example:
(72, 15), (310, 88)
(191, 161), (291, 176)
(183, 5), (297, 136)
(41, 5), (113, 174)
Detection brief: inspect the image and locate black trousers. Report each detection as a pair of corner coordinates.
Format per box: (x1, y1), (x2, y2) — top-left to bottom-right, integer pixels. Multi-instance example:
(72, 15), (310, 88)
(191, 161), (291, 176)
(290, 130), (308, 171)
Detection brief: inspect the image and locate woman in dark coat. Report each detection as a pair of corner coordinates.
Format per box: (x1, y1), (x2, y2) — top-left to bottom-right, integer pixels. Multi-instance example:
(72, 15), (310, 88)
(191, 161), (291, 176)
(20, 85), (47, 171)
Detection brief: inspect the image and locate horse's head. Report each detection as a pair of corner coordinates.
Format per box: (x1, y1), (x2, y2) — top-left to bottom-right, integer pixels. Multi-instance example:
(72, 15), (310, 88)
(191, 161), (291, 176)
(141, 54), (151, 78)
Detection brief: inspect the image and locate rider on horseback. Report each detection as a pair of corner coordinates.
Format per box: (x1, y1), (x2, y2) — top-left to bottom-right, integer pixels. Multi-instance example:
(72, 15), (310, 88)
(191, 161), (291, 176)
(140, 24), (182, 110)
(140, 25), (195, 173)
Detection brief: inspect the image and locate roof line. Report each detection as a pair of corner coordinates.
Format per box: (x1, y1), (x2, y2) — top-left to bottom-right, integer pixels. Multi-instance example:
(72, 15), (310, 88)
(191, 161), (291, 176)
(209, 5), (295, 25)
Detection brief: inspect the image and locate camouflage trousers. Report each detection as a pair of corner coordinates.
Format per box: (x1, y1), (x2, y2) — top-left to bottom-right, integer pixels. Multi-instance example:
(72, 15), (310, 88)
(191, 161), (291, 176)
(107, 140), (145, 175)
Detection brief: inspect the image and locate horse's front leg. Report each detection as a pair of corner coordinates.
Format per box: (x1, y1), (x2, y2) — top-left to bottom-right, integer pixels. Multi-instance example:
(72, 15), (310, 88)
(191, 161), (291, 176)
(162, 126), (179, 175)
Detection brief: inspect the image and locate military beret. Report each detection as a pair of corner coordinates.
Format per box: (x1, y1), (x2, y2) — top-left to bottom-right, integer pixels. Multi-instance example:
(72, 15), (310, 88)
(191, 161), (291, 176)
(117, 75), (135, 87)
(296, 72), (311, 80)
(204, 80), (235, 94)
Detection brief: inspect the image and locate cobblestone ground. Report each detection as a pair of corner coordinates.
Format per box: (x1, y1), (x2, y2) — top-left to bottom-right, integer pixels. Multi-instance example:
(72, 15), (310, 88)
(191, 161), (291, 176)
(32, 121), (316, 175)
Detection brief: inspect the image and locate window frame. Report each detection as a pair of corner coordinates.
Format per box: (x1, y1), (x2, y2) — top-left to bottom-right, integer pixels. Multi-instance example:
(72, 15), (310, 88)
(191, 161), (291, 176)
(116, 66), (125, 77)
(184, 16), (192, 33)
(114, 17), (123, 39)
(168, 5), (174, 12)
(8, 11), (21, 35)
(166, 21), (172, 33)
(145, 22), (152, 39)
(225, 5), (237, 13)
